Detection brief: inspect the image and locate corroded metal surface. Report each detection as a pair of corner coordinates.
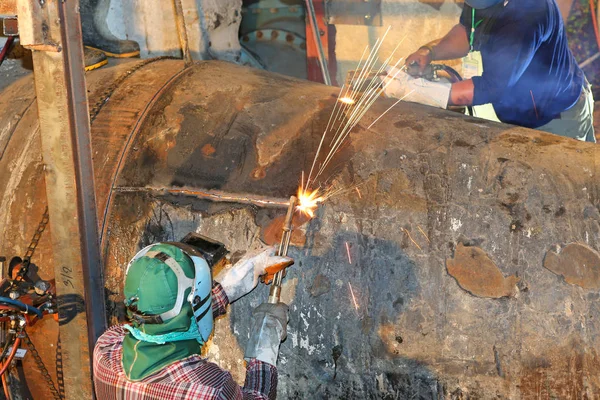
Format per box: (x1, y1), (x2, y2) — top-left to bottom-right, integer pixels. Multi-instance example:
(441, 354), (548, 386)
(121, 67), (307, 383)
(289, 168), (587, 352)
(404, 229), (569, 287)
(0, 60), (599, 398)
(446, 243), (520, 298)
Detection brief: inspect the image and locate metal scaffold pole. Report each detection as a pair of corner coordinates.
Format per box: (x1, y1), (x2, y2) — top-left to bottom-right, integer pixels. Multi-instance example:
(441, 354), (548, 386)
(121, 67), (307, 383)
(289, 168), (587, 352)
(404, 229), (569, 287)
(16, 0), (106, 397)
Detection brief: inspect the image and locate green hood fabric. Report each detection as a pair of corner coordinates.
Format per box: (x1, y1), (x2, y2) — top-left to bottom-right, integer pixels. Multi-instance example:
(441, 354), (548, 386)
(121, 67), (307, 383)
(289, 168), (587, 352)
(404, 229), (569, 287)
(122, 244), (201, 381)
(122, 304), (201, 381)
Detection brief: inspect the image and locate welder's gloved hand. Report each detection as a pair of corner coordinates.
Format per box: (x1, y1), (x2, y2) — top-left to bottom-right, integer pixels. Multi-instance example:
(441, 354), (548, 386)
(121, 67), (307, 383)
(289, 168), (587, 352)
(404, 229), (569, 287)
(244, 302), (289, 366)
(405, 47), (433, 77)
(382, 66), (451, 109)
(215, 246), (293, 303)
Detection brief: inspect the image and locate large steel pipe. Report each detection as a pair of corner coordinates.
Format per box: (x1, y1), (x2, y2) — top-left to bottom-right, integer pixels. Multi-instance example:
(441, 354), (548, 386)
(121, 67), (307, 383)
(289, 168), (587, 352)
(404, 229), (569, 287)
(0, 60), (599, 398)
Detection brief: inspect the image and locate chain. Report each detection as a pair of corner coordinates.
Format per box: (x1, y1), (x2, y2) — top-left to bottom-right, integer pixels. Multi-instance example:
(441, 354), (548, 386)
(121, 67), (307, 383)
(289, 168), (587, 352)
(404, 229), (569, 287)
(55, 335), (65, 399)
(23, 331), (62, 400)
(21, 207), (49, 268)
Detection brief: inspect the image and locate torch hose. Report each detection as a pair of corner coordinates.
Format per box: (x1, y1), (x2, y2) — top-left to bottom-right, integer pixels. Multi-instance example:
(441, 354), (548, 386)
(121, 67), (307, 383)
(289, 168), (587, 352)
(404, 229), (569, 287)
(0, 297), (43, 319)
(0, 334), (14, 362)
(0, 337), (20, 376)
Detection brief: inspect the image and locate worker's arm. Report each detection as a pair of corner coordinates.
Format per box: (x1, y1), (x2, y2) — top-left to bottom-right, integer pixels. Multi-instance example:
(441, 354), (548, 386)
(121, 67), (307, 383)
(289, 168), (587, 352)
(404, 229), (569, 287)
(231, 302), (288, 399)
(424, 24), (471, 61)
(405, 24), (470, 74)
(240, 359), (278, 399)
(216, 358), (278, 400)
(215, 359), (278, 400)
(449, 79), (475, 106)
(211, 282), (229, 318)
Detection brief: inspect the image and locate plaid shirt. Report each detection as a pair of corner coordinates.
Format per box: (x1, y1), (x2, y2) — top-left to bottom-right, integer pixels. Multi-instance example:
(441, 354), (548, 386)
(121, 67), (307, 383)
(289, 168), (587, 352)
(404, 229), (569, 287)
(93, 283), (278, 400)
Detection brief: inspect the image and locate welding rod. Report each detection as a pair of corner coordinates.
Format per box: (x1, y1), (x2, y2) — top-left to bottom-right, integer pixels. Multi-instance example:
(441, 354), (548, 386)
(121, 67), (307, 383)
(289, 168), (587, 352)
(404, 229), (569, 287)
(268, 195), (298, 304)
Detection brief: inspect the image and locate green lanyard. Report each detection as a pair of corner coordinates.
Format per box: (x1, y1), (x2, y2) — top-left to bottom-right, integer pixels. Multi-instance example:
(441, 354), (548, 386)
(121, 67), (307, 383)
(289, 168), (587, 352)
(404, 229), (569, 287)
(470, 8), (483, 52)
(470, 8), (476, 51)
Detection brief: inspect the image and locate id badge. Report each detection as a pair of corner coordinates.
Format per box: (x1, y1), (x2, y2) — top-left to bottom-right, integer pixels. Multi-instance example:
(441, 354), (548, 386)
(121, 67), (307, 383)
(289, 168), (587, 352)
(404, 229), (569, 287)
(462, 51), (482, 80)
(461, 51), (500, 122)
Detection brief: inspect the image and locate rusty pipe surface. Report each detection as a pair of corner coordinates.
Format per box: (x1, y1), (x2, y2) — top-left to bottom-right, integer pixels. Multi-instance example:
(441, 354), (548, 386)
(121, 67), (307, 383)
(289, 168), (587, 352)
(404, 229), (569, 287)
(0, 60), (599, 399)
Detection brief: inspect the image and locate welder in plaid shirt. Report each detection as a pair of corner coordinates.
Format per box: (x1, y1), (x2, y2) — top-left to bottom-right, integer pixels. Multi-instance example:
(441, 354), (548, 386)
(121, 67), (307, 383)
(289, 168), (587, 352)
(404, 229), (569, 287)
(93, 238), (293, 400)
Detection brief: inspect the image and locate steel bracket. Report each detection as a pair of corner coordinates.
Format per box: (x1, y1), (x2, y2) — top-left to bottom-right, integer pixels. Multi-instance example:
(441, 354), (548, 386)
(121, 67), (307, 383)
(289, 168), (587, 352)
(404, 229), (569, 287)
(2, 17), (19, 36)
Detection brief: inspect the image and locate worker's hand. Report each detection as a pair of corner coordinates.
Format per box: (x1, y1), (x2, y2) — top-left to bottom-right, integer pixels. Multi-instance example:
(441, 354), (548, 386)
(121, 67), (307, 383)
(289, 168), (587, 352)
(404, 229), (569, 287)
(405, 47), (433, 76)
(383, 66), (451, 109)
(244, 302), (289, 366)
(215, 246), (293, 303)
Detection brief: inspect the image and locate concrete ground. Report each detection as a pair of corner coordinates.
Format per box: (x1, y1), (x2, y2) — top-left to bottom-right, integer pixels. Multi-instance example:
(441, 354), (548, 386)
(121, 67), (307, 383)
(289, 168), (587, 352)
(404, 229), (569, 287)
(0, 58), (31, 91)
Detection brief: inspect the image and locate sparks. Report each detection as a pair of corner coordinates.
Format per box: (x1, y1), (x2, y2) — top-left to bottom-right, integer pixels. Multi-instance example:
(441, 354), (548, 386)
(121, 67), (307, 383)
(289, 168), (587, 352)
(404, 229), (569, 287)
(402, 228), (422, 251)
(530, 90), (539, 120)
(417, 225), (430, 244)
(306, 29), (407, 187)
(348, 282), (359, 310)
(296, 187), (324, 218)
(345, 242), (352, 264)
(355, 187), (362, 199)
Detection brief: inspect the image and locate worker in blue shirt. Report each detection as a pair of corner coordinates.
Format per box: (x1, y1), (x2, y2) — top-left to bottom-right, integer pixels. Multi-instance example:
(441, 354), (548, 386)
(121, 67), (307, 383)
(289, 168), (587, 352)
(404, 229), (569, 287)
(406, 0), (595, 143)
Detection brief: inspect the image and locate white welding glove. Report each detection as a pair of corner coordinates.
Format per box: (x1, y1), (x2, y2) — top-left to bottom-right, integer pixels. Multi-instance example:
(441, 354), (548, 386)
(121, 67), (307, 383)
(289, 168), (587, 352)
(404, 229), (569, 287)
(382, 66), (451, 109)
(215, 246), (293, 303)
(244, 302), (288, 366)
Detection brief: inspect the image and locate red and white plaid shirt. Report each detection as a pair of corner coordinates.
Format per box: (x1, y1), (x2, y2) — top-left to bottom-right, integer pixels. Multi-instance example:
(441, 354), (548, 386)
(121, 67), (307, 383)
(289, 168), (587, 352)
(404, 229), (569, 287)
(93, 283), (278, 400)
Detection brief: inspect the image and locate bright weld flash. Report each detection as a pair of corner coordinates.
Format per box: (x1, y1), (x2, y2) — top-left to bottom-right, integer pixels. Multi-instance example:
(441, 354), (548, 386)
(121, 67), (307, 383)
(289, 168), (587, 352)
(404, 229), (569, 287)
(338, 97), (355, 105)
(296, 187), (323, 218)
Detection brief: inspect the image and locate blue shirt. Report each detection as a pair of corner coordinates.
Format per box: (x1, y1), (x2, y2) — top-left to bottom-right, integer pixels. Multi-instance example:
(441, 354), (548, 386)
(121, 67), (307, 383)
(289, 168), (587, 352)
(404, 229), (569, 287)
(460, 0), (584, 128)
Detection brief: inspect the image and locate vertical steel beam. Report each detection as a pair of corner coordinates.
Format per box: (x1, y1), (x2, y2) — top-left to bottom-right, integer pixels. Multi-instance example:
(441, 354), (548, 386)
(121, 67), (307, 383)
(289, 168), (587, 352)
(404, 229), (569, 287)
(305, 0), (331, 85)
(17, 0), (106, 398)
(172, 0), (193, 67)
(305, 0), (337, 85)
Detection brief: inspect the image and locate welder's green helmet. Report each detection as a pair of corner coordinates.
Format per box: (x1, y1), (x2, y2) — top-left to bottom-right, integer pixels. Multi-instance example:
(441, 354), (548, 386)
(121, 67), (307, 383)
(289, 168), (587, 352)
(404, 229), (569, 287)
(123, 242), (214, 343)
(465, 0), (503, 9)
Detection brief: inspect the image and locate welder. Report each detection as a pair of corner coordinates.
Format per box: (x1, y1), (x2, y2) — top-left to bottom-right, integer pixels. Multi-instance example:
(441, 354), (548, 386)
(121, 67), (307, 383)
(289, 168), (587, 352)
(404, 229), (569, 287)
(93, 236), (293, 400)
(404, 0), (595, 143)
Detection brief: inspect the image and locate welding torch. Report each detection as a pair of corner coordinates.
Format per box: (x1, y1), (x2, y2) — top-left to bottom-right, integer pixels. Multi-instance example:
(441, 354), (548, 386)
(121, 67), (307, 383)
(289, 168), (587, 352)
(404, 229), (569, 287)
(266, 195), (297, 304)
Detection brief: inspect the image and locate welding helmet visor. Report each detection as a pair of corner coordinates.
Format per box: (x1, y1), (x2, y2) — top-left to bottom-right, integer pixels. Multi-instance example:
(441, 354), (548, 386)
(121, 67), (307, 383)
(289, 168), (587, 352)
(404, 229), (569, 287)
(465, 0), (503, 9)
(124, 239), (218, 343)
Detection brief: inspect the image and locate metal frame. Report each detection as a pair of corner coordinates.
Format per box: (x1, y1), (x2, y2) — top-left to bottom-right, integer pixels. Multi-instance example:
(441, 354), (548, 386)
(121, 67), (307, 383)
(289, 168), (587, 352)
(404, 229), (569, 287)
(16, 0), (106, 397)
(305, 0), (337, 85)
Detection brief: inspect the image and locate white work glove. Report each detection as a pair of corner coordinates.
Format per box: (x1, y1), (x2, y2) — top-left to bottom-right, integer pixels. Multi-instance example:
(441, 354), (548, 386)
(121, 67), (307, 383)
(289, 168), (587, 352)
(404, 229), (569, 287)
(244, 302), (288, 366)
(215, 246), (293, 303)
(382, 66), (451, 109)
